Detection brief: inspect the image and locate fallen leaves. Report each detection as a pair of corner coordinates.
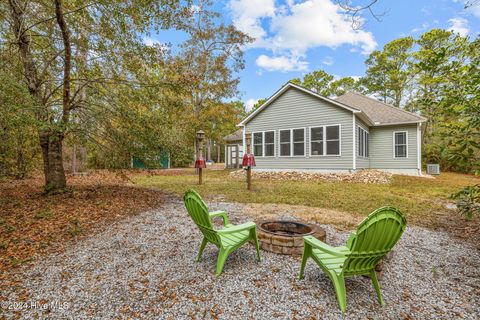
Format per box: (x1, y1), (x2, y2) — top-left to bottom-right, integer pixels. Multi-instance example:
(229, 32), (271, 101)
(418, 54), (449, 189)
(0, 170), (165, 282)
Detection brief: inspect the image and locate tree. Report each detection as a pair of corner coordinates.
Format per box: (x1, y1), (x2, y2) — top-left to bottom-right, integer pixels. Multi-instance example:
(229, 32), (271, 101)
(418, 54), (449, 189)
(175, 0), (252, 160)
(2, 0), (189, 192)
(291, 70), (334, 96)
(329, 77), (366, 96)
(363, 37), (415, 107)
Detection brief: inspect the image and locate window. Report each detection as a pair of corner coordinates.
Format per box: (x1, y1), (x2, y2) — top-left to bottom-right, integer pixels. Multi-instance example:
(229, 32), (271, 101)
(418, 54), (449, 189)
(394, 131), (407, 158)
(264, 131), (275, 157)
(309, 125), (341, 156)
(253, 132), (263, 156)
(310, 127), (324, 156)
(326, 125), (340, 155)
(358, 127), (369, 158)
(280, 130), (291, 156)
(293, 128), (305, 156)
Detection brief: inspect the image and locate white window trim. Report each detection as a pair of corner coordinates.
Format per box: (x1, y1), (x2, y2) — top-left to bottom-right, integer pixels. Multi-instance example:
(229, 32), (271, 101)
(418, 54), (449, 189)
(252, 131), (263, 157)
(263, 130), (275, 158)
(252, 131), (275, 158)
(308, 124), (342, 157)
(278, 128), (306, 157)
(358, 126), (370, 158)
(278, 129), (292, 157)
(393, 131), (408, 159)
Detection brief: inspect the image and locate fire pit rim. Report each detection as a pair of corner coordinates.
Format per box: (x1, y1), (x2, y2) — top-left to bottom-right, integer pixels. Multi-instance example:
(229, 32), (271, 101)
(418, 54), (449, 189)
(257, 219), (316, 237)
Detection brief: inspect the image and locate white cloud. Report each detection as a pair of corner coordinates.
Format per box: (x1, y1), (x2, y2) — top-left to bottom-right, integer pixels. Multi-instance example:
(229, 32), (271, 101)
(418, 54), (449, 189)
(467, 4), (480, 17)
(245, 98), (260, 111)
(448, 18), (470, 36)
(411, 22), (429, 33)
(322, 56), (333, 66)
(229, 0), (377, 72)
(256, 54), (309, 72)
(229, 0), (276, 48)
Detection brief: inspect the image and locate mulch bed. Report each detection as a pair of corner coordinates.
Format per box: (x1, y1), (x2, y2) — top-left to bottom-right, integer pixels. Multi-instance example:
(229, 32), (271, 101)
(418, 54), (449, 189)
(0, 170), (166, 284)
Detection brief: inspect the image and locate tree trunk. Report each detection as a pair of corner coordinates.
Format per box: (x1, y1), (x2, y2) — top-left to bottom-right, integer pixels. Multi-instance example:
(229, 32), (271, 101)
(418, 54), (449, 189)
(206, 139), (212, 161)
(8, 0), (68, 192)
(216, 143), (221, 163)
(40, 131), (66, 191)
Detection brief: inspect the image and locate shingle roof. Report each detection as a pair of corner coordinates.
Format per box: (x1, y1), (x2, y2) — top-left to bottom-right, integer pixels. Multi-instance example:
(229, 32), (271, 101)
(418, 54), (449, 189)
(223, 129), (243, 142)
(335, 92), (426, 125)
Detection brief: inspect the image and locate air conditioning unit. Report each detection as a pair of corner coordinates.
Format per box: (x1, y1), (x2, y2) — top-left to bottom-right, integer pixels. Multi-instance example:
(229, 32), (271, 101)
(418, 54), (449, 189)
(427, 164), (440, 175)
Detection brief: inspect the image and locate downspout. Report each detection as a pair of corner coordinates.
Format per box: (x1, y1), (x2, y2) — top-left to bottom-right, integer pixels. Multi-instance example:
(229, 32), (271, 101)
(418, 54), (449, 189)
(417, 122), (422, 175)
(352, 114), (356, 172)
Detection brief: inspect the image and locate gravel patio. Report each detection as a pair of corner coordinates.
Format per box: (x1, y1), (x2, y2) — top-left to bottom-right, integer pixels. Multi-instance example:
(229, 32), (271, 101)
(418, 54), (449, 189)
(2, 198), (479, 319)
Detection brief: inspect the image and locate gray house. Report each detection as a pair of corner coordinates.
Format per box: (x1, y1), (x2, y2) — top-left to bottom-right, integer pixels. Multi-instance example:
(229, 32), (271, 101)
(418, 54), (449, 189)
(238, 82), (426, 175)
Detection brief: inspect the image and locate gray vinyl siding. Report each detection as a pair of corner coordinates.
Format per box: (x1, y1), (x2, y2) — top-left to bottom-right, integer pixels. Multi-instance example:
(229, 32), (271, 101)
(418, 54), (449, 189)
(369, 124), (418, 169)
(244, 87), (354, 169)
(355, 117), (370, 169)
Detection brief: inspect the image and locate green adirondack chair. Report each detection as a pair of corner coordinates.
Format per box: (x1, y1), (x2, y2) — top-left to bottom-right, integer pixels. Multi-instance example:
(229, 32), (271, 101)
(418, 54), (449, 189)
(298, 206), (407, 313)
(183, 189), (261, 276)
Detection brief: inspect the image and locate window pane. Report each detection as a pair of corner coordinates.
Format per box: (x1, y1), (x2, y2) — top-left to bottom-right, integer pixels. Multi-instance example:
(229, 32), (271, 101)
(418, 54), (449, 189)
(359, 129), (364, 156)
(265, 144), (274, 156)
(395, 132), (406, 145)
(395, 145), (406, 158)
(280, 130), (290, 142)
(326, 141), (340, 155)
(265, 131), (274, 144)
(254, 132), (263, 144)
(293, 129), (304, 142)
(280, 143), (290, 156)
(254, 145), (263, 156)
(311, 141), (323, 155)
(311, 127), (323, 141)
(326, 125), (339, 140)
(365, 133), (369, 157)
(294, 143), (304, 156)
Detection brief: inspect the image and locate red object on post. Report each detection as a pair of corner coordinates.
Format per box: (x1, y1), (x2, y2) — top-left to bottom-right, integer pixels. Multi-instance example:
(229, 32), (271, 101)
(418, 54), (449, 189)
(242, 154), (256, 167)
(195, 157), (206, 168)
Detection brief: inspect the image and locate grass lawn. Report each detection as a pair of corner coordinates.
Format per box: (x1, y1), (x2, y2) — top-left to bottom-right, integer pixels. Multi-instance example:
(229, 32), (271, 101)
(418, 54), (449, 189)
(134, 169), (480, 238)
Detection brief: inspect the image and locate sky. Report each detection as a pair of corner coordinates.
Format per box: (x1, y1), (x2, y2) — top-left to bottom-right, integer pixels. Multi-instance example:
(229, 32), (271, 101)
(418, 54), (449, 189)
(149, 0), (480, 111)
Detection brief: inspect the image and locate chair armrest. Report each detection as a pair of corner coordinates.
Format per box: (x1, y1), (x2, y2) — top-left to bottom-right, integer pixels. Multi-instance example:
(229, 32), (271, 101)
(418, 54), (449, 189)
(303, 235), (349, 257)
(346, 232), (356, 249)
(217, 221), (256, 234)
(209, 211), (229, 226)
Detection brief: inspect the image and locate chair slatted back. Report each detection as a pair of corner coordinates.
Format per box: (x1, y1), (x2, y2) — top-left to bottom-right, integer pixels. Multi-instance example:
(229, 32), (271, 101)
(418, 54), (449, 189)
(183, 189), (220, 245)
(343, 207), (406, 274)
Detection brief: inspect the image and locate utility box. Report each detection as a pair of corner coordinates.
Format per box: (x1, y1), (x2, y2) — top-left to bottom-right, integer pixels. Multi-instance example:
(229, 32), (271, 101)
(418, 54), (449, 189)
(426, 164), (440, 175)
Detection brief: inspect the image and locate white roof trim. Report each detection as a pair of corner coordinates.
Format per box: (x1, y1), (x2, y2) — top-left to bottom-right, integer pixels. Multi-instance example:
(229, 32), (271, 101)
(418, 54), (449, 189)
(373, 119), (427, 126)
(238, 82), (361, 127)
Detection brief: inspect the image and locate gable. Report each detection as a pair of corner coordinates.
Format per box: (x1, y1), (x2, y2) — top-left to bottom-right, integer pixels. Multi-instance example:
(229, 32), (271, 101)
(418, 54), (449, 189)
(239, 82), (359, 127)
(244, 86), (353, 132)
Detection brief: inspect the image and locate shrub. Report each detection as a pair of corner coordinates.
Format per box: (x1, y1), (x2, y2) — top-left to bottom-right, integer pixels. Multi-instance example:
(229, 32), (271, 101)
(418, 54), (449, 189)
(451, 184), (480, 220)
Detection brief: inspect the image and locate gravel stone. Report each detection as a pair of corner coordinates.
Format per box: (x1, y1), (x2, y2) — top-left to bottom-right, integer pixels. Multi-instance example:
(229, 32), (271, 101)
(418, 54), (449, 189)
(2, 199), (479, 319)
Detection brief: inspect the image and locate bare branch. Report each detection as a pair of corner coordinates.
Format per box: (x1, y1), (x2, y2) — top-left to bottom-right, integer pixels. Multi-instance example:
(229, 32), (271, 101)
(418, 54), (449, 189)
(335, 0), (387, 30)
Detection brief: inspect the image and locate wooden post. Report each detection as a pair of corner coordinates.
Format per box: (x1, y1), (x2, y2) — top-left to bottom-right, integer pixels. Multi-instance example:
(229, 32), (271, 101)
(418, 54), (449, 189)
(198, 140), (203, 185)
(245, 133), (252, 190)
(196, 130), (205, 185)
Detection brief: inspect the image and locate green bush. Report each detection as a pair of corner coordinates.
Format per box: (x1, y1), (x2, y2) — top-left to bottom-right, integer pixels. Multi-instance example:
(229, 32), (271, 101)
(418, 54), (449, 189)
(451, 184), (480, 220)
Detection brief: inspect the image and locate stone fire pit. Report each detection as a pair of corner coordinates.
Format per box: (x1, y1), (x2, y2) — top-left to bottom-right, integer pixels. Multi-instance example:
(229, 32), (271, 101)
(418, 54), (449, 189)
(257, 220), (326, 256)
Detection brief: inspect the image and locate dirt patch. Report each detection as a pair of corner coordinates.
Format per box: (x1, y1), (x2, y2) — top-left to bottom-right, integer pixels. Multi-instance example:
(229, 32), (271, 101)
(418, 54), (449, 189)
(240, 203), (364, 230)
(230, 169), (394, 184)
